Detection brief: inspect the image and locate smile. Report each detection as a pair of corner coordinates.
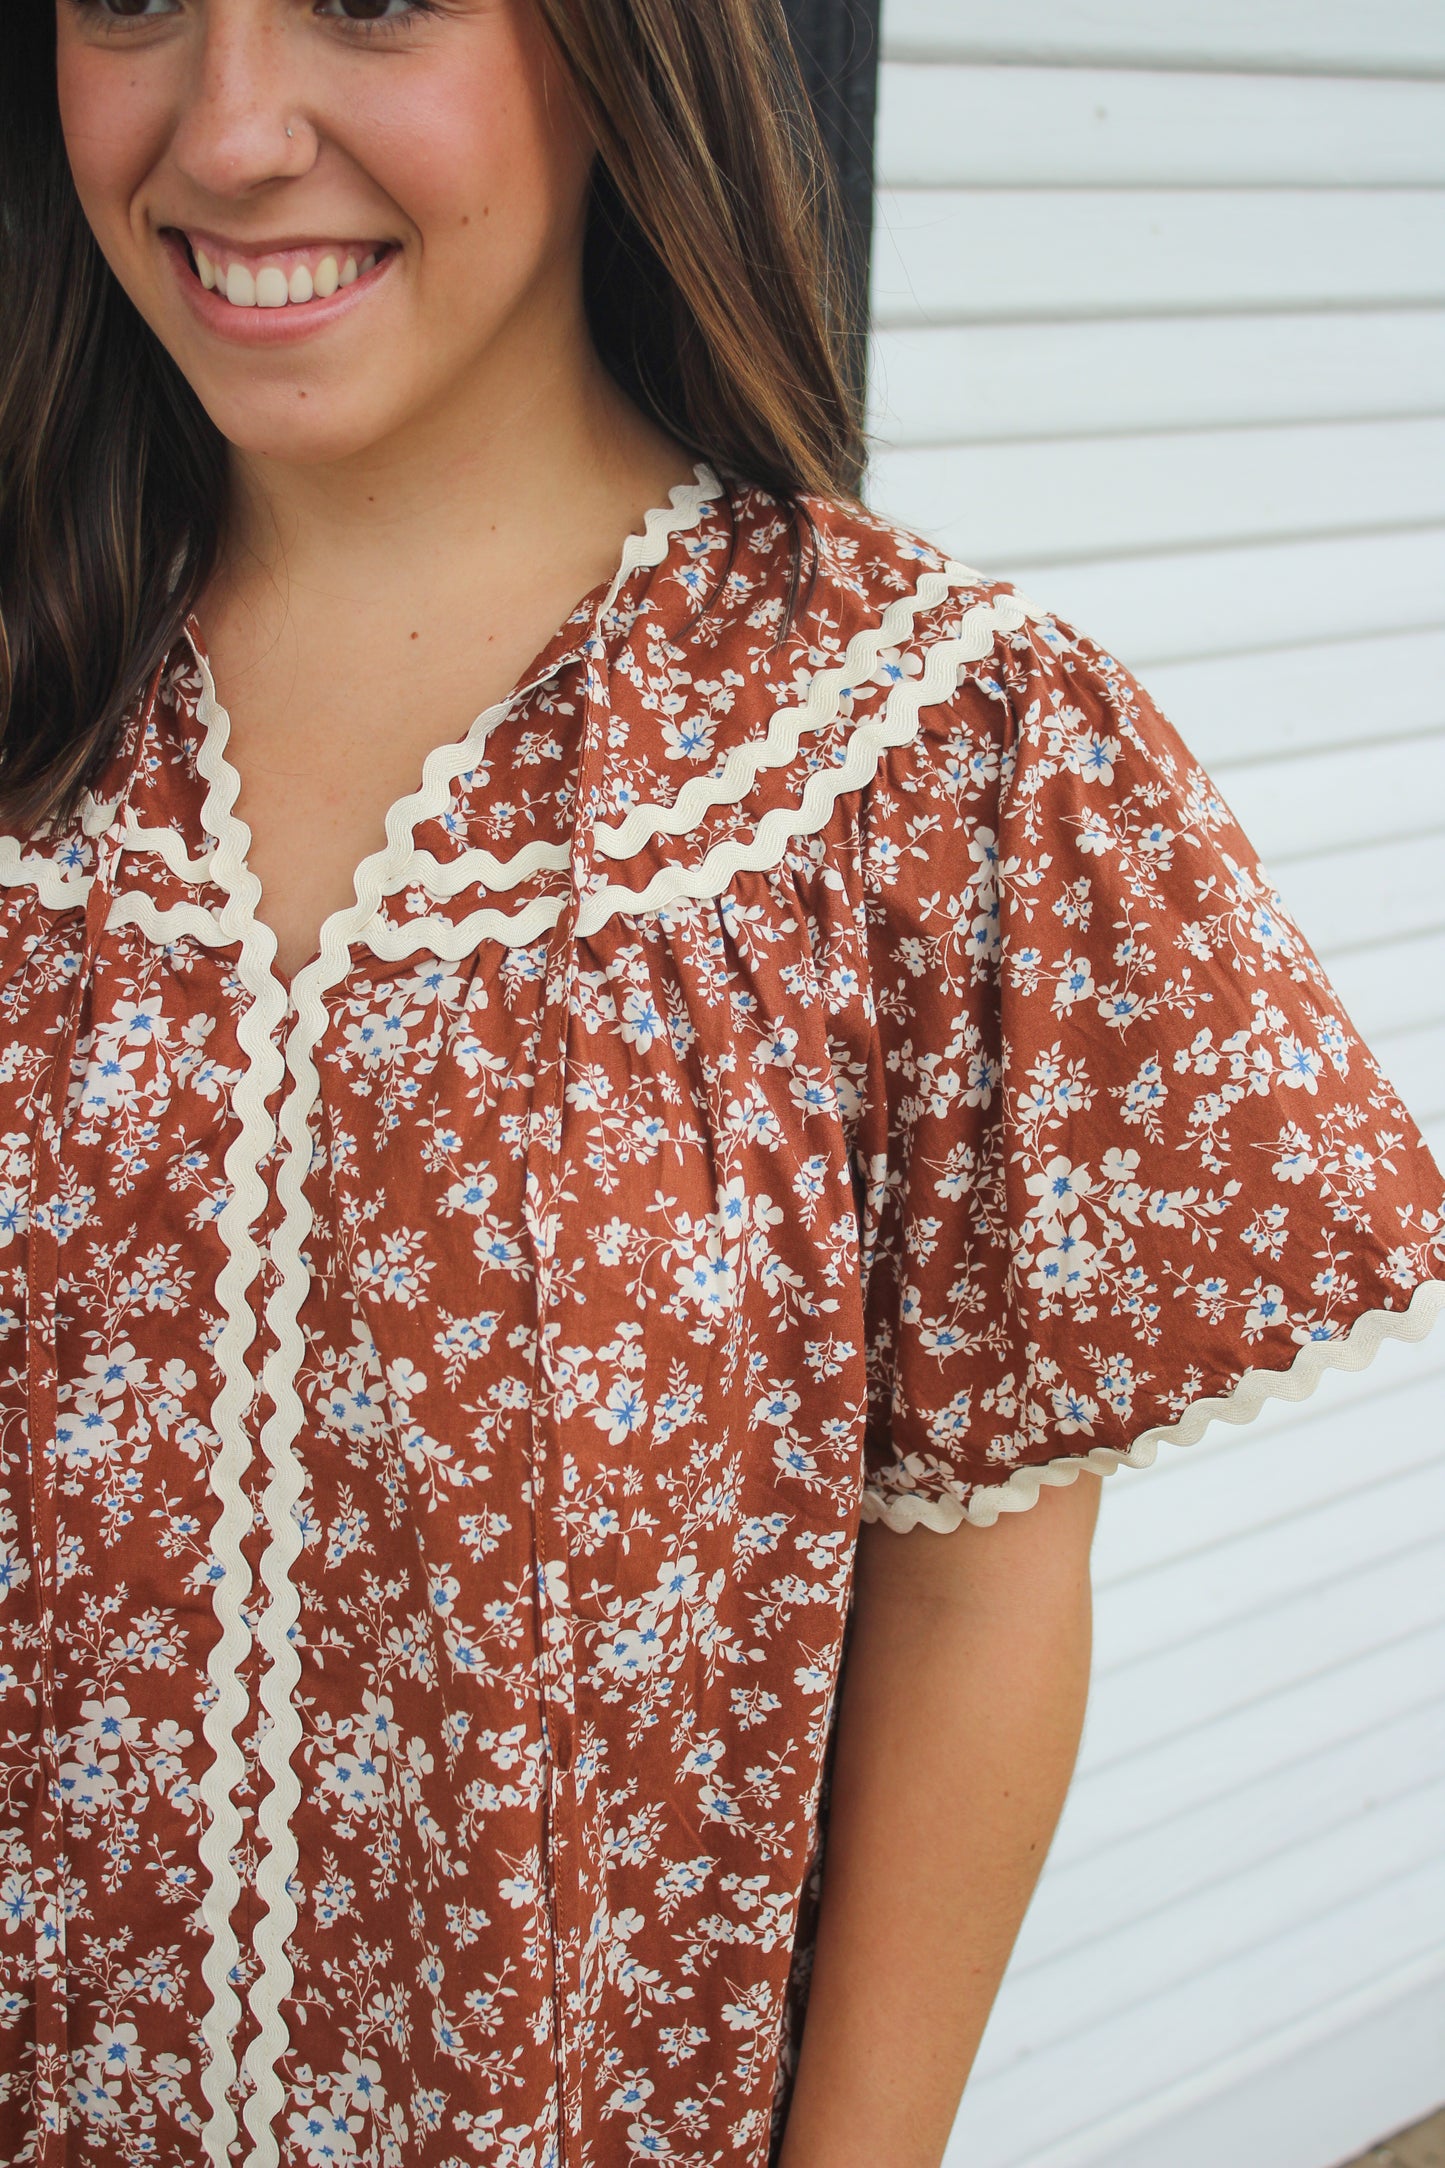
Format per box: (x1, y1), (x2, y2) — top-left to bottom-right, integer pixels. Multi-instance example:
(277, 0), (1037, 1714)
(171, 229), (398, 309)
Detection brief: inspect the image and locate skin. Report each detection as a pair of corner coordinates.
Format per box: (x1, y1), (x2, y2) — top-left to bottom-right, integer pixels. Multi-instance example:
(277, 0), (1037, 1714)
(57, 8), (1106, 2159)
(778, 1481), (1100, 2168)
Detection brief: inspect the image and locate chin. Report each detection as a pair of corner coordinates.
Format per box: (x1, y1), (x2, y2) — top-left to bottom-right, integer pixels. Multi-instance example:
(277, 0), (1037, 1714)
(196, 388), (401, 468)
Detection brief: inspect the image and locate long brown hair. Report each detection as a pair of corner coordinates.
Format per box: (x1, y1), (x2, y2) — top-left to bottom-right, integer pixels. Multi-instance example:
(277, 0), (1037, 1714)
(0, 0), (864, 830)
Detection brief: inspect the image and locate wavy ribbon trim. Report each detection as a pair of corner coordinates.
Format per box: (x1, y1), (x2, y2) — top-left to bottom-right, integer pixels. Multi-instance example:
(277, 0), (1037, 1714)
(860, 1278), (1445, 1533)
(347, 575), (1043, 952)
(117, 817), (218, 885)
(0, 836), (94, 911)
(60, 517), (1037, 971)
(589, 556), (993, 861)
(107, 893), (231, 948)
(189, 672), (290, 2168)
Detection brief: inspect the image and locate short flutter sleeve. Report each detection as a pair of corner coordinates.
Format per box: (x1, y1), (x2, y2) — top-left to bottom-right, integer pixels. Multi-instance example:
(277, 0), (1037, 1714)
(852, 589), (1445, 1531)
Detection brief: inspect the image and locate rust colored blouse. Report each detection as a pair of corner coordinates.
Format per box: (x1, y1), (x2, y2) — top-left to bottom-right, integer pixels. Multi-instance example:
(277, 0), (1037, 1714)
(0, 469), (1441, 2168)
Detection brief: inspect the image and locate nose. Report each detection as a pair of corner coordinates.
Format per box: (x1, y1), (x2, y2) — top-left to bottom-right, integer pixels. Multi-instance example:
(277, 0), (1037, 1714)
(167, 1), (315, 200)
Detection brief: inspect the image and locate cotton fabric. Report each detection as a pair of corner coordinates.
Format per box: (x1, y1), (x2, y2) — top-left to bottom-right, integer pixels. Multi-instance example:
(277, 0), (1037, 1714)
(0, 468), (1440, 2168)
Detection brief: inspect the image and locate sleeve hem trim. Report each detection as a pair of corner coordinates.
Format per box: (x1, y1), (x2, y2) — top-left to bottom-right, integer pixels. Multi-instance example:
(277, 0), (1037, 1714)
(858, 1277), (1445, 1533)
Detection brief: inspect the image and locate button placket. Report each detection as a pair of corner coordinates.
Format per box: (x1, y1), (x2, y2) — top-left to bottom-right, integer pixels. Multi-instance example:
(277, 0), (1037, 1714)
(514, 626), (622, 2163)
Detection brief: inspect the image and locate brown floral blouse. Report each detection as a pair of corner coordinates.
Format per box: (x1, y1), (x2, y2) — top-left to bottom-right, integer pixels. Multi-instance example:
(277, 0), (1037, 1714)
(0, 469), (1440, 2168)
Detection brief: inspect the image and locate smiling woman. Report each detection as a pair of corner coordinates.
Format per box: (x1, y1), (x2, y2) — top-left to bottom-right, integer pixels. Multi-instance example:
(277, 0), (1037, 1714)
(0, 6), (1443, 2168)
(3, 0), (858, 830)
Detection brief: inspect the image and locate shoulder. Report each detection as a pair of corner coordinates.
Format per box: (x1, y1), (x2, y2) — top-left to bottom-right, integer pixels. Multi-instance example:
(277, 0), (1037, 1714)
(755, 486), (1118, 748)
(582, 479), (1201, 939)
(652, 481), (1065, 753)
(787, 491), (1212, 811)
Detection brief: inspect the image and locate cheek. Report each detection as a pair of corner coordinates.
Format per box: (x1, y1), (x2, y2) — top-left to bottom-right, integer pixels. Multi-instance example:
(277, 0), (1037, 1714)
(55, 45), (171, 252)
(342, 45), (593, 289)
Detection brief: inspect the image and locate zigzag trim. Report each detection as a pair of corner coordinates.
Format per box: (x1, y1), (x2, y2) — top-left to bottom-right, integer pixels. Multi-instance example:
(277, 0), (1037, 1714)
(590, 556), (997, 861)
(188, 674), (289, 2168)
(117, 817), (217, 885)
(106, 893), (230, 947)
(0, 835), (94, 911)
(349, 573), (1045, 952)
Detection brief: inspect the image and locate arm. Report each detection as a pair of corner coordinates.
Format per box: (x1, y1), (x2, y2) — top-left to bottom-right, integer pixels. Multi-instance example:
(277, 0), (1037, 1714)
(777, 1472), (1102, 2168)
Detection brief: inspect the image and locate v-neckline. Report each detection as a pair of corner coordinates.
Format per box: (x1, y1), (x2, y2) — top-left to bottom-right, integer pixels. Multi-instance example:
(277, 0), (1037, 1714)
(175, 464), (722, 1006)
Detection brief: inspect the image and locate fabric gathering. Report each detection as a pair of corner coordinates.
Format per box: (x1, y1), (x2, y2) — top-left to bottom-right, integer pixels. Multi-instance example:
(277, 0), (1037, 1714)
(0, 466), (1442, 2167)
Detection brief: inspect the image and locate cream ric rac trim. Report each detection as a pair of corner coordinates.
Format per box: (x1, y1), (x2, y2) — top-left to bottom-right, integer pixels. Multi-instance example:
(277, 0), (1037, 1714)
(359, 565), (1043, 952)
(116, 816), (217, 884)
(107, 893), (230, 947)
(589, 558), (1018, 863)
(400, 837), (569, 898)
(0, 835), (227, 947)
(75, 791), (217, 878)
(577, 573), (1040, 934)
(0, 833), (94, 910)
(366, 895), (563, 958)
(861, 1279), (1445, 1534)
(23, 790), (119, 842)
(597, 462), (720, 619)
(188, 680), (290, 2168)
(79, 792), (119, 837)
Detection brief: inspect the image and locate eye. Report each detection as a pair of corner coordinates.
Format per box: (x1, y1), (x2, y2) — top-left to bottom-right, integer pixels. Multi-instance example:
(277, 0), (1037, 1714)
(83, 0), (181, 15)
(315, 0), (435, 23)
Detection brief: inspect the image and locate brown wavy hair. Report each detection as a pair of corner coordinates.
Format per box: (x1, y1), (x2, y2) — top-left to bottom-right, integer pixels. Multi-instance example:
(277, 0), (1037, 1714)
(0, 0), (864, 829)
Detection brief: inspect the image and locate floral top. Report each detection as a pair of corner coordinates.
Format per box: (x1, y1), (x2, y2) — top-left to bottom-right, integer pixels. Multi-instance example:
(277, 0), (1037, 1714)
(0, 467), (1440, 2168)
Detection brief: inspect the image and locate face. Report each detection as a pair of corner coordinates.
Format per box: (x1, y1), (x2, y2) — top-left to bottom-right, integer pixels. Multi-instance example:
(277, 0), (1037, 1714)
(54, 0), (598, 466)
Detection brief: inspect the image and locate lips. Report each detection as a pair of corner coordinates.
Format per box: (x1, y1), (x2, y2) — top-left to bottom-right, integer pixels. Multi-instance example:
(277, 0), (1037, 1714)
(172, 228), (397, 308)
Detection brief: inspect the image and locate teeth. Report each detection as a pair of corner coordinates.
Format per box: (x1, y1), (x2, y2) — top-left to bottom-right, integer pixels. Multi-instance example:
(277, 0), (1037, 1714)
(195, 240), (386, 307)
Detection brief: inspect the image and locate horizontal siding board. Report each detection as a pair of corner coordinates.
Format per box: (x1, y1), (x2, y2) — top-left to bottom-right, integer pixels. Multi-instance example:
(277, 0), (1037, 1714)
(1268, 830), (1445, 956)
(1091, 1357), (1445, 1584)
(871, 188), (1445, 326)
(1017, 1704), (1445, 1975)
(878, 64), (1445, 187)
(1213, 731), (1445, 867)
(956, 1843), (1445, 2156)
(996, 528), (1445, 665)
(1079, 1539), (1444, 1768)
(1054, 1623), (1445, 1868)
(1060, 1971), (1445, 2168)
(1370, 1018), (1445, 1125)
(1143, 629), (1445, 765)
(1324, 928), (1445, 1041)
(867, 311), (1445, 445)
(882, 0), (1445, 78)
(1093, 1461), (1445, 1678)
(983, 1790), (1445, 2059)
(869, 416), (1445, 564)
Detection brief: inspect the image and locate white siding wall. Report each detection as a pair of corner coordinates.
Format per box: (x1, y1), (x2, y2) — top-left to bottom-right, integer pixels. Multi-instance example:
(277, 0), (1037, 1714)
(865, 9), (1445, 2165)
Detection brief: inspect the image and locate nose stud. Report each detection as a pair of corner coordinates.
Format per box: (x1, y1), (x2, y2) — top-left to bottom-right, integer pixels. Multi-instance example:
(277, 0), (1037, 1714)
(286, 126), (294, 138)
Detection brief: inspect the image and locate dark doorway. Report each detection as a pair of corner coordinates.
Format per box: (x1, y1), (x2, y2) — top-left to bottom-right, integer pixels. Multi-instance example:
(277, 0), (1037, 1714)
(781, 0), (883, 410)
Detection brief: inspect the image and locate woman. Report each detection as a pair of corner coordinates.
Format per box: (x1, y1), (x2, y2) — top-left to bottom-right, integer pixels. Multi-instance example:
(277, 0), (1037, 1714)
(1, 2), (1440, 2165)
